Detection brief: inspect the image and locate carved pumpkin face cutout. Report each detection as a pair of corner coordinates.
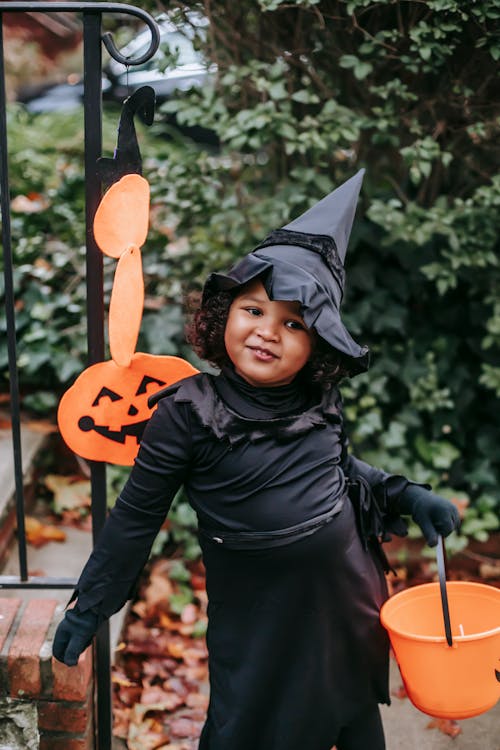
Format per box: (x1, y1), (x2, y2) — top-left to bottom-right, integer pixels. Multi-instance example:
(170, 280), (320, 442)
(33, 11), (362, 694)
(58, 353), (198, 465)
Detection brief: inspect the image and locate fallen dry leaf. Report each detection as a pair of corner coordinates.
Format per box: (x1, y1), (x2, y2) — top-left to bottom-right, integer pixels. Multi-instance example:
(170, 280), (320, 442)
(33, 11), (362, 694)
(138, 570), (174, 612)
(127, 715), (171, 750)
(162, 678), (189, 700)
(426, 717), (462, 738)
(112, 670), (137, 688)
(44, 474), (91, 514)
(185, 692), (209, 711)
(142, 659), (179, 682)
(173, 664), (208, 683)
(60, 508), (92, 531)
(24, 516), (66, 547)
(113, 706), (131, 739)
(141, 684), (185, 712)
(180, 645), (208, 666)
(165, 636), (190, 661)
(169, 717), (204, 739)
(479, 561), (500, 579)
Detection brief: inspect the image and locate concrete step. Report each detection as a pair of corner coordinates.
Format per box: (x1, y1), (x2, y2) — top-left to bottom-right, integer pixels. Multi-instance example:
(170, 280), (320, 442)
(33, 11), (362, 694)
(0, 422), (47, 566)
(0, 424), (46, 514)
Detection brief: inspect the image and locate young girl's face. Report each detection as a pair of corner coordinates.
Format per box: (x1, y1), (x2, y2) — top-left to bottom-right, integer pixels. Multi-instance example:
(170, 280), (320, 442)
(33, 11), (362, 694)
(224, 278), (315, 387)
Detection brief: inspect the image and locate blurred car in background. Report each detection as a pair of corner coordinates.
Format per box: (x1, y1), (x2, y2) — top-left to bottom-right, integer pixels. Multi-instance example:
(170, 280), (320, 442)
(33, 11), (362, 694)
(16, 14), (217, 143)
(103, 13), (212, 104)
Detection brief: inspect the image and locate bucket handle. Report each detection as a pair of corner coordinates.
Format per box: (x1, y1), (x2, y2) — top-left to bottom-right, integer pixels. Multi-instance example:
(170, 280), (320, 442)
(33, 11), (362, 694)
(437, 534), (453, 647)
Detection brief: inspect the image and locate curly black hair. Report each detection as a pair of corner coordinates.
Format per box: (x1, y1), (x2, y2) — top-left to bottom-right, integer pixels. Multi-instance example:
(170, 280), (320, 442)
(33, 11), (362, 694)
(185, 289), (352, 388)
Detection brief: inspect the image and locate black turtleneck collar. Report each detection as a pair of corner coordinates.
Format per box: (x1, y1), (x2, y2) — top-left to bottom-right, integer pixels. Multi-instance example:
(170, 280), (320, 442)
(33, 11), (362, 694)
(213, 366), (315, 420)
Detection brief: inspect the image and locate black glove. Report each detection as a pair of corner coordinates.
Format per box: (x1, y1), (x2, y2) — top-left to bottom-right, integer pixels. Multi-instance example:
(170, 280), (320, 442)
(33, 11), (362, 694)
(399, 484), (460, 547)
(53, 607), (99, 666)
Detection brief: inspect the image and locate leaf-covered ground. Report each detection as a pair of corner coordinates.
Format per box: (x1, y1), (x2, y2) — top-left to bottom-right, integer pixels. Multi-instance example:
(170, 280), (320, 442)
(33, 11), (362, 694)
(112, 557), (209, 750)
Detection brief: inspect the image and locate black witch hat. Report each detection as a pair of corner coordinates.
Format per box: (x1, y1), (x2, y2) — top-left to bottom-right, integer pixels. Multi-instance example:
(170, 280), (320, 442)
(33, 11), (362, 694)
(203, 169), (369, 375)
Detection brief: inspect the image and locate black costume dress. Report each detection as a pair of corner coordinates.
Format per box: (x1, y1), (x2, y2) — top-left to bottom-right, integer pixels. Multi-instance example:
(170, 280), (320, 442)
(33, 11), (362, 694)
(73, 369), (416, 750)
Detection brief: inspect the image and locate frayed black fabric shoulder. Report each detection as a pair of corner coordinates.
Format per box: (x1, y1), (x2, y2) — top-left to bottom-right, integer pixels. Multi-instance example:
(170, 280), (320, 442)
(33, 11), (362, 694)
(153, 372), (341, 446)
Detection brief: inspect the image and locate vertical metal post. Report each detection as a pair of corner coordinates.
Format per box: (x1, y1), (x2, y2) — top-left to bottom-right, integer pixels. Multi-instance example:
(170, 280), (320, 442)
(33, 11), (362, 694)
(0, 5), (159, 744)
(82, 12), (112, 749)
(0, 14), (28, 582)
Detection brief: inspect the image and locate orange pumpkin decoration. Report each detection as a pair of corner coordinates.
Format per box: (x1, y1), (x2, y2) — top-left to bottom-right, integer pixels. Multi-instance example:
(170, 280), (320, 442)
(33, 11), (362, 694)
(59, 163), (198, 465)
(58, 354), (198, 465)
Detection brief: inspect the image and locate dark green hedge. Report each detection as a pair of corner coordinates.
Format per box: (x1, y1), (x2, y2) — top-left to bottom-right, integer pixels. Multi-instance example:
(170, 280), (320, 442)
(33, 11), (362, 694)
(154, 0), (500, 545)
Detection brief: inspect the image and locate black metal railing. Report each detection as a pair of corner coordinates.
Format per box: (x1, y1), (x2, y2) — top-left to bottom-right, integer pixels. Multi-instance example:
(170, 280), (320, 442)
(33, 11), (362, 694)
(0, 4), (160, 747)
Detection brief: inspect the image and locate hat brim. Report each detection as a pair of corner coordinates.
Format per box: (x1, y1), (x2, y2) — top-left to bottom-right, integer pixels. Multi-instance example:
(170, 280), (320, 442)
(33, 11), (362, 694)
(202, 248), (369, 376)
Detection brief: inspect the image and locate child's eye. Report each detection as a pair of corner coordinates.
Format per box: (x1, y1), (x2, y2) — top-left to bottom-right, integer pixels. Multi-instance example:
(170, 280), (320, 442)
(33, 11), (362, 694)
(244, 307), (262, 316)
(286, 320), (305, 331)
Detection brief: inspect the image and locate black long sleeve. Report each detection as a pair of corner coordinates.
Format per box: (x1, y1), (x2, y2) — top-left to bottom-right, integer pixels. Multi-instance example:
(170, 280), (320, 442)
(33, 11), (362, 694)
(342, 453), (390, 486)
(336, 391), (429, 539)
(73, 396), (193, 618)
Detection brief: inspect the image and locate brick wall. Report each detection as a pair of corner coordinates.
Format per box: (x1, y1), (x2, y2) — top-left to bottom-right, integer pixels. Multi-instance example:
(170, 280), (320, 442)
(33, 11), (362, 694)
(0, 597), (95, 750)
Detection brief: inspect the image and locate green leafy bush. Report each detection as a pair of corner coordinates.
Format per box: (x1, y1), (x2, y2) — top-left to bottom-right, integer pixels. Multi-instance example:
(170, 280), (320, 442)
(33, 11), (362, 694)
(147, 0), (499, 536)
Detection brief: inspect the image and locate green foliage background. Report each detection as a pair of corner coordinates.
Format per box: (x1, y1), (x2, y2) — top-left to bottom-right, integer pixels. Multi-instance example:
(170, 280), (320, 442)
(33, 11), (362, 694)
(1, 0), (499, 545)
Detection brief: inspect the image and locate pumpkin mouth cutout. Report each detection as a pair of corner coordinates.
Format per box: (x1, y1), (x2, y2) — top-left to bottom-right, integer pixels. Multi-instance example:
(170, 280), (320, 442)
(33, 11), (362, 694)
(78, 415), (148, 445)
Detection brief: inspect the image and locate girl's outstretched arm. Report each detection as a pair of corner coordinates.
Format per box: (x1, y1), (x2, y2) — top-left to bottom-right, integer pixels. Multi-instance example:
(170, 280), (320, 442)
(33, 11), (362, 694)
(53, 395), (193, 666)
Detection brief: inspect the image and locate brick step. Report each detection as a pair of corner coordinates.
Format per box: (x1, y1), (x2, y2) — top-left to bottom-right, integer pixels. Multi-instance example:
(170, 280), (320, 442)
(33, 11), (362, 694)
(0, 597), (94, 749)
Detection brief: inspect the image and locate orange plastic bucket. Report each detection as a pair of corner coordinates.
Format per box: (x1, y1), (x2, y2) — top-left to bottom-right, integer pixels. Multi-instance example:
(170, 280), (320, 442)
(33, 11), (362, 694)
(380, 538), (500, 719)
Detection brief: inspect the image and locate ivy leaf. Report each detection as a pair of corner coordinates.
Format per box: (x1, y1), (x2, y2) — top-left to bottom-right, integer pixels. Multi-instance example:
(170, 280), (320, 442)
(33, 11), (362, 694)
(291, 89), (320, 104)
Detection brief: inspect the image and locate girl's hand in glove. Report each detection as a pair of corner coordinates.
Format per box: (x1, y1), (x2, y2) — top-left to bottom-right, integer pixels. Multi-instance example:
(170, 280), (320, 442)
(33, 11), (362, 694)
(52, 607), (99, 666)
(399, 484), (460, 547)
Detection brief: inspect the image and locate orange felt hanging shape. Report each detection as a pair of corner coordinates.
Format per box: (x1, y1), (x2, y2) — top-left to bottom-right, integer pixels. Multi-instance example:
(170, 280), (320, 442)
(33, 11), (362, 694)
(93, 173), (150, 258)
(95, 174), (149, 367)
(109, 244), (144, 367)
(58, 169), (198, 466)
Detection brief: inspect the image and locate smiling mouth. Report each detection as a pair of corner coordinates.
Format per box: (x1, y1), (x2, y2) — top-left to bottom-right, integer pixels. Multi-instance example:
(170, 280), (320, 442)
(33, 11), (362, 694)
(248, 346), (278, 361)
(78, 416), (149, 444)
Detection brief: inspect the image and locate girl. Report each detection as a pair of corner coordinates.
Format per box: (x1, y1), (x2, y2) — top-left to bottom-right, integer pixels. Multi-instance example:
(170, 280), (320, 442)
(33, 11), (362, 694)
(54, 170), (460, 750)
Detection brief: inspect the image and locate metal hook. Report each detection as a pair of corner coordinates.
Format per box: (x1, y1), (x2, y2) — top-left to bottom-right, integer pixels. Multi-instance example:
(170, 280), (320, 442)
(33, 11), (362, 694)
(96, 85), (156, 185)
(102, 26), (159, 66)
(99, 2), (160, 66)
(0, 3), (160, 66)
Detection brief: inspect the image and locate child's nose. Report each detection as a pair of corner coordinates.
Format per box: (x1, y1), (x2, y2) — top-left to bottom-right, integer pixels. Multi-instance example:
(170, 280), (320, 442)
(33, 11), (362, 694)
(256, 320), (280, 341)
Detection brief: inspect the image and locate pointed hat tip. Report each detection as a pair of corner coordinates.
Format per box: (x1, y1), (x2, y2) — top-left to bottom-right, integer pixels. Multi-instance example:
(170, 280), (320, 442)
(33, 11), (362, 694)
(350, 167), (365, 184)
(282, 168), (366, 261)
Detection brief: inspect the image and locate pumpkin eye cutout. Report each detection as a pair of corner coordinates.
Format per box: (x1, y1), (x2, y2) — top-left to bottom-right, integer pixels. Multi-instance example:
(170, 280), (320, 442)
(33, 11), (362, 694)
(92, 387), (123, 407)
(135, 375), (166, 396)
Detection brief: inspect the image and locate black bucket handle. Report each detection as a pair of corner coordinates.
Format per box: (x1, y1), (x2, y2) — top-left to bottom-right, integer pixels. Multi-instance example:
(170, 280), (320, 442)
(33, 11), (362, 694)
(437, 534), (454, 647)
